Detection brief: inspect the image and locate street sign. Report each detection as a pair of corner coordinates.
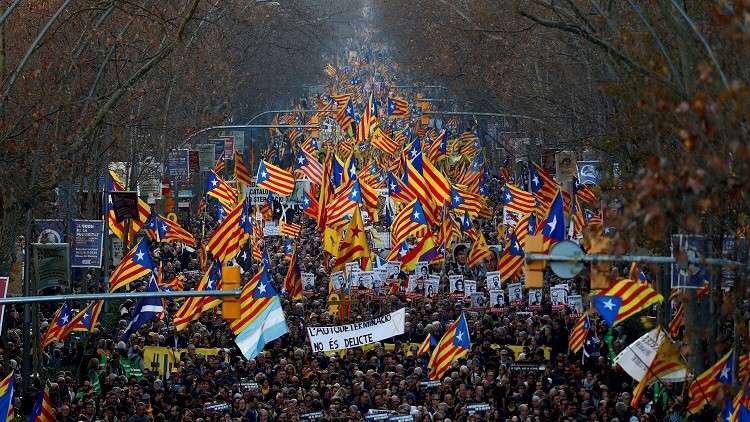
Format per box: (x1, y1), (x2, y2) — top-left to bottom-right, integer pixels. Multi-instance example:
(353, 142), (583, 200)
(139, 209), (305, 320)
(555, 151), (576, 180)
(210, 139), (225, 162)
(70, 219), (104, 268)
(188, 150), (199, 175)
(110, 191), (139, 222)
(577, 160), (601, 185)
(32, 243), (70, 290)
(34, 219), (66, 243)
(223, 136), (235, 159)
(549, 240), (584, 279)
(197, 144), (215, 171)
(166, 149), (190, 179)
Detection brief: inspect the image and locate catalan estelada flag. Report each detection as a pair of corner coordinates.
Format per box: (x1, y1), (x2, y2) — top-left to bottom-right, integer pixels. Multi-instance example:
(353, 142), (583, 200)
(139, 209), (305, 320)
(256, 160), (296, 197)
(668, 304), (684, 337)
(529, 162), (560, 212)
(429, 313), (471, 380)
(295, 149), (323, 185)
(40, 303), (73, 348)
(386, 97), (409, 117)
(730, 377), (750, 422)
(449, 185), (482, 217)
(418, 334), (437, 356)
(284, 247), (304, 301)
(157, 215), (196, 247)
(69, 300), (104, 333)
(687, 349), (735, 414)
(467, 230), (492, 268)
(498, 232), (525, 282)
(592, 278), (664, 327)
(502, 183), (535, 215)
(231, 266), (289, 360)
(371, 126), (399, 155)
(279, 221), (302, 238)
(333, 205), (370, 270)
(106, 170), (125, 240)
(29, 384), (53, 422)
(568, 312), (590, 354)
(206, 199), (245, 263)
(0, 371), (15, 422)
(207, 169), (238, 209)
(422, 157), (451, 206)
(391, 198), (429, 246)
(109, 238), (154, 292)
(301, 190), (319, 220)
(173, 261), (222, 331)
(233, 150), (253, 187)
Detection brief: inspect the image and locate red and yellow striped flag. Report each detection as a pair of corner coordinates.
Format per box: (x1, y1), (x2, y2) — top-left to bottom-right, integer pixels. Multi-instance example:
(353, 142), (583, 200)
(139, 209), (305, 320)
(233, 150), (252, 187)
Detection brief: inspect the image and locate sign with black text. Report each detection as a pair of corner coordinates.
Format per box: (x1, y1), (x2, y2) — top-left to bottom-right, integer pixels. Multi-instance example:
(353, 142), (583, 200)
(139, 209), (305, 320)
(71, 219), (104, 268)
(307, 308), (406, 352)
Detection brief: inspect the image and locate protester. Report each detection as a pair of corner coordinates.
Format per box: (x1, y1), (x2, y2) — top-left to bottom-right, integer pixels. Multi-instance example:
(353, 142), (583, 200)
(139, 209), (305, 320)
(0, 36), (684, 422)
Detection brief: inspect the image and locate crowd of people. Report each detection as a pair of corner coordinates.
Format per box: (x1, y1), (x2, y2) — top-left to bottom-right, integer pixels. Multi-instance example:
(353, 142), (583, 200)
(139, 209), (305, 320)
(0, 28), (690, 422)
(0, 208), (684, 422)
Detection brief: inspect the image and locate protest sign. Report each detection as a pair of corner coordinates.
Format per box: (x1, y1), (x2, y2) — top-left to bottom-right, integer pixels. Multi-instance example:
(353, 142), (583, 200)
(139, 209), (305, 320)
(568, 294), (583, 313)
(508, 282), (522, 302)
(670, 234), (710, 288)
(486, 271), (501, 291)
(614, 328), (688, 382)
(71, 219), (104, 267)
(528, 289), (542, 306)
(302, 272), (315, 291)
(464, 279), (477, 296)
(550, 284), (568, 306)
(414, 261), (429, 278)
(489, 290), (504, 306)
(263, 223), (280, 237)
(330, 271), (345, 291)
(449, 275), (464, 293)
(307, 308), (406, 352)
(470, 293), (486, 307)
(358, 271), (374, 289)
(425, 275), (440, 297)
(143, 346), (225, 377)
(34, 219), (65, 243)
(387, 261), (401, 279)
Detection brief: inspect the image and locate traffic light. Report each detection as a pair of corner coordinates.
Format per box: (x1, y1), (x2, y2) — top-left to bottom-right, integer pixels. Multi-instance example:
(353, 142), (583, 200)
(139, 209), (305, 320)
(524, 233), (546, 288)
(222, 264), (241, 320)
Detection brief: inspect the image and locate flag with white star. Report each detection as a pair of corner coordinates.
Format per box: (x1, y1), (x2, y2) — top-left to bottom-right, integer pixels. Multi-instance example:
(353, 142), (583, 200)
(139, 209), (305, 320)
(40, 303), (74, 348)
(122, 273), (163, 341)
(108, 238), (155, 292)
(541, 190), (565, 242)
(428, 313), (471, 380)
(231, 266), (289, 360)
(592, 278), (663, 327)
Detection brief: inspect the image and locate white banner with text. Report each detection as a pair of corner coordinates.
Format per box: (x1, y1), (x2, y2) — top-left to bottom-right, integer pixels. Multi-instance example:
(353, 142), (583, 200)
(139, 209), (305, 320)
(307, 308), (406, 352)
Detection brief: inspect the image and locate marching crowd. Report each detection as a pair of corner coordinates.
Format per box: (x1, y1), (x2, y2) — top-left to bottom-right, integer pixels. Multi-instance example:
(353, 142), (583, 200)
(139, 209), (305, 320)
(0, 203), (683, 422)
(0, 21), (695, 422)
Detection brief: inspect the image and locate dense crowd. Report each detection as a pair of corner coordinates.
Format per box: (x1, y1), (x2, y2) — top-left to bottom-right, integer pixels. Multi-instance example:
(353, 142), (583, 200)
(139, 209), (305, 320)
(0, 26), (689, 422)
(0, 200), (685, 422)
